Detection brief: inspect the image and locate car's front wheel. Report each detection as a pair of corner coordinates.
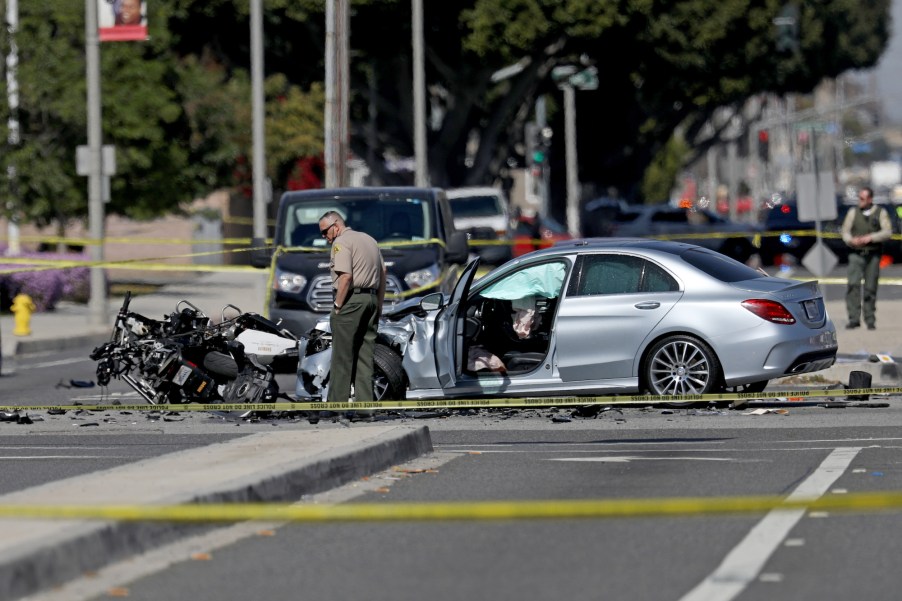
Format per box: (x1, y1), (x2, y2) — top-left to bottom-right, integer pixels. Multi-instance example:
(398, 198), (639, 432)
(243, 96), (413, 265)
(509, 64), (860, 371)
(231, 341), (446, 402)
(643, 335), (721, 397)
(374, 344), (406, 400)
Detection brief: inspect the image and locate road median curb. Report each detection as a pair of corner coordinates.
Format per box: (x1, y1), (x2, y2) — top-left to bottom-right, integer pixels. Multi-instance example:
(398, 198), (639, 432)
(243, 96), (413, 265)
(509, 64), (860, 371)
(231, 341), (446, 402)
(0, 425), (432, 601)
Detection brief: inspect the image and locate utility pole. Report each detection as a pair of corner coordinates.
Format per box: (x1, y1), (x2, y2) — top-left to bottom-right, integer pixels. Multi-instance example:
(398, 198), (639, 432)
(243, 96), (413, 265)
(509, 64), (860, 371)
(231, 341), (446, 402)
(324, 0), (349, 188)
(412, 0), (428, 187)
(5, 0), (19, 256)
(552, 65), (596, 237)
(85, 0), (107, 325)
(250, 0), (267, 242)
(562, 82), (579, 237)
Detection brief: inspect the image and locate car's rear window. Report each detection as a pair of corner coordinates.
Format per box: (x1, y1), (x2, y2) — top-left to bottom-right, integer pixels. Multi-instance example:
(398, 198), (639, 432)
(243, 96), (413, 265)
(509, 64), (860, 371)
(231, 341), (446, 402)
(449, 195), (504, 218)
(680, 248), (765, 283)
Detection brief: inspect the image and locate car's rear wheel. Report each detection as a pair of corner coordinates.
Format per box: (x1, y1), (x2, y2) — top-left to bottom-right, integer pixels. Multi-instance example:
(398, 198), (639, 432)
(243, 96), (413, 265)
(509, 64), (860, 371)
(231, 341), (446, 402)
(374, 344), (406, 400)
(643, 335), (721, 401)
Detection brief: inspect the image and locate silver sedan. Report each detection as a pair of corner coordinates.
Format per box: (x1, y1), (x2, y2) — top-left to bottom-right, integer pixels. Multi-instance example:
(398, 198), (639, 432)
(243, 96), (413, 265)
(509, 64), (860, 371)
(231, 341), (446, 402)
(296, 239), (838, 400)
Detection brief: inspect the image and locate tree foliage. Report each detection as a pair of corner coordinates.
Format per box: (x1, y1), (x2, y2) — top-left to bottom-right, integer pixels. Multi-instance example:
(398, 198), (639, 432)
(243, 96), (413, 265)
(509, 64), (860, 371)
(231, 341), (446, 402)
(0, 0), (891, 228)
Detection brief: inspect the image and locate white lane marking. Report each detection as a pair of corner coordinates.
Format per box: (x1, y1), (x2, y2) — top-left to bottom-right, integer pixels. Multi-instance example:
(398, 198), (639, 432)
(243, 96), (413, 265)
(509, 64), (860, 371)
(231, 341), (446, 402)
(16, 357), (90, 370)
(0, 456), (114, 460)
(548, 456), (737, 463)
(679, 446), (861, 601)
(437, 447), (866, 454)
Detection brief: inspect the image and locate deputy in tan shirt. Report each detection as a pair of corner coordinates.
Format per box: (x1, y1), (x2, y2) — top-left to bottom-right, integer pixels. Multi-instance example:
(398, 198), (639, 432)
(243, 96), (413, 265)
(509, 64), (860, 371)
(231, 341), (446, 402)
(319, 211), (387, 405)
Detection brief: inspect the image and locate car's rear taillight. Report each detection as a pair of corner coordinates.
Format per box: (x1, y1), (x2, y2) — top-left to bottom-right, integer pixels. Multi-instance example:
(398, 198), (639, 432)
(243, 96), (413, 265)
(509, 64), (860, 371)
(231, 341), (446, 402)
(741, 299), (796, 324)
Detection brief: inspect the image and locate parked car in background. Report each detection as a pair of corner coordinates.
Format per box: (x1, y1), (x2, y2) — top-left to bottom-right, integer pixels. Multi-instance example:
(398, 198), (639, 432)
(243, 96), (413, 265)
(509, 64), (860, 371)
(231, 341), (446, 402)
(759, 200), (902, 267)
(584, 204), (760, 264)
(302, 239), (837, 401)
(252, 187), (469, 336)
(512, 214), (573, 257)
(446, 187), (513, 266)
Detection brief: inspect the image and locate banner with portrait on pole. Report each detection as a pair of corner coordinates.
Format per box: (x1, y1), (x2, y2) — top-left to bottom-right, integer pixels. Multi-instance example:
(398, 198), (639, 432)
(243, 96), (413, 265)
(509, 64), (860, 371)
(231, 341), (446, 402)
(98, 0), (148, 42)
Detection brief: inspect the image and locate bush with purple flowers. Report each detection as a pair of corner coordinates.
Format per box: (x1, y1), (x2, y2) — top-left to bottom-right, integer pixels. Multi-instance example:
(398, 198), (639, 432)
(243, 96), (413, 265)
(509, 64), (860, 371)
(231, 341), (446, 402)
(0, 249), (95, 312)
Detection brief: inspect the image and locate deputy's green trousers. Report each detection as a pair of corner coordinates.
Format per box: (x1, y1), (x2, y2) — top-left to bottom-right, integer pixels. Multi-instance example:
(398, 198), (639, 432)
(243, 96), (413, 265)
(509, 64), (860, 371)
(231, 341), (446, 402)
(328, 291), (379, 402)
(846, 250), (881, 327)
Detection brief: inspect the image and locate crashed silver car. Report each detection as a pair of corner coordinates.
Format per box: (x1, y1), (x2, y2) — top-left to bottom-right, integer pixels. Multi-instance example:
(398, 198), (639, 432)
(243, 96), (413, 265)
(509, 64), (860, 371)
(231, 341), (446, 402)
(295, 239), (838, 400)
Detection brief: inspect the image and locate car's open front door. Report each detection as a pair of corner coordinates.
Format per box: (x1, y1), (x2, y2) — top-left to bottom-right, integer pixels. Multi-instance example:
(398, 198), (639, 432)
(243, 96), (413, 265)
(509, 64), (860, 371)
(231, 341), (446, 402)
(433, 258), (480, 389)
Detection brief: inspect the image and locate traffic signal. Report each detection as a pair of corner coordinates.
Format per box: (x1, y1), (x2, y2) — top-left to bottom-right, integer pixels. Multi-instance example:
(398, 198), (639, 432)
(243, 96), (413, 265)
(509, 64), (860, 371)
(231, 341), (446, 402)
(774, 3), (799, 53)
(524, 122), (539, 166)
(757, 129), (769, 162)
(536, 126), (552, 165)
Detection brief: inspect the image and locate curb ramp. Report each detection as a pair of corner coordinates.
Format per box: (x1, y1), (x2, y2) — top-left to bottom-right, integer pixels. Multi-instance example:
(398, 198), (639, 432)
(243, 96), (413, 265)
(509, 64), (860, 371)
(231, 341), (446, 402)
(0, 425), (432, 601)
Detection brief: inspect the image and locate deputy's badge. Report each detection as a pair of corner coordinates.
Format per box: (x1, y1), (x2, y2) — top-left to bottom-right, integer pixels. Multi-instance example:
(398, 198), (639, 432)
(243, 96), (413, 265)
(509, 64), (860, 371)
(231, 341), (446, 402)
(334, 244), (341, 253)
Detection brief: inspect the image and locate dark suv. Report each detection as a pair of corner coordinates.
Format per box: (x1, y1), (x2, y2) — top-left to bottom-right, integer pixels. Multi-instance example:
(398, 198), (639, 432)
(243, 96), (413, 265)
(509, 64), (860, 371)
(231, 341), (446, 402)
(253, 187), (469, 335)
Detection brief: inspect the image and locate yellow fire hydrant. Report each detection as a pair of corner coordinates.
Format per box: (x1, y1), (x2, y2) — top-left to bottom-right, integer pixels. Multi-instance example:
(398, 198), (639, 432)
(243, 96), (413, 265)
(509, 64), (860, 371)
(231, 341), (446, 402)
(11, 293), (36, 336)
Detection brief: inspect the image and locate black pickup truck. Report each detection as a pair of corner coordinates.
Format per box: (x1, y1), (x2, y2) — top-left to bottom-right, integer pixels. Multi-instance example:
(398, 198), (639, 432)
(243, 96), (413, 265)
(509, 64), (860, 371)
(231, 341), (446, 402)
(252, 187), (469, 336)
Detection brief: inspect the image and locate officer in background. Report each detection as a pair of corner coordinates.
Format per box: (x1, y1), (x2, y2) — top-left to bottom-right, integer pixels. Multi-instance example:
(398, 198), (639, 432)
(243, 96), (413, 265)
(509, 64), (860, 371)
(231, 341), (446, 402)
(841, 186), (892, 330)
(319, 211), (387, 404)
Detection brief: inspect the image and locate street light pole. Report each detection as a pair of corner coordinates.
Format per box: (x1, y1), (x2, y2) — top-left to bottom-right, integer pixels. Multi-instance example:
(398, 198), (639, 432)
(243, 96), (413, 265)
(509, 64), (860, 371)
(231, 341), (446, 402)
(85, 0), (107, 325)
(552, 64), (596, 238)
(5, 0), (19, 256)
(250, 0), (267, 242)
(412, 0), (428, 187)
(562, 83), (580, 237)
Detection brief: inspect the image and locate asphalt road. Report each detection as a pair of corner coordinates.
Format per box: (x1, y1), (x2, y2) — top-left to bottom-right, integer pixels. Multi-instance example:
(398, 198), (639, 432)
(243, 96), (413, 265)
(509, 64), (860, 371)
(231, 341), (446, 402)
(8, 407), (899, 601)
(6, 340), (902, 601)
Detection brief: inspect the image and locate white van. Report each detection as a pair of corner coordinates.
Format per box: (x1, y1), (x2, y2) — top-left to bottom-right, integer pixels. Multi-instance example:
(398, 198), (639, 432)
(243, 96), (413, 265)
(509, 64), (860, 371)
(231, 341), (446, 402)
(446, 186), (513, 265)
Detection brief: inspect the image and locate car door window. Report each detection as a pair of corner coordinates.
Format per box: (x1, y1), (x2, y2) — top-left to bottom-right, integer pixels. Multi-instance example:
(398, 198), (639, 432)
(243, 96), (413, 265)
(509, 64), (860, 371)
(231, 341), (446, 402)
(464, 260), (568, 375)
(568, 254), (678, 296)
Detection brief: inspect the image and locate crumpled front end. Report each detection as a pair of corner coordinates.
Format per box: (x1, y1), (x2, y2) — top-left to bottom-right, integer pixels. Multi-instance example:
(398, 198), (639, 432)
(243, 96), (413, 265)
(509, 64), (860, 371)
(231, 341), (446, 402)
(294, 312), (429, 399)
(295, 329), (333, 399)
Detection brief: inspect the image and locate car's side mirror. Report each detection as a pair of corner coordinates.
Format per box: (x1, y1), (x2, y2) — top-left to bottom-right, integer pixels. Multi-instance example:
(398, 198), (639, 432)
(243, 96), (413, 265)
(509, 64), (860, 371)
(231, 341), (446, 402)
(420, 292), (443, 311)
(250, 237), (274, 269)
(446, 231), (470, 264)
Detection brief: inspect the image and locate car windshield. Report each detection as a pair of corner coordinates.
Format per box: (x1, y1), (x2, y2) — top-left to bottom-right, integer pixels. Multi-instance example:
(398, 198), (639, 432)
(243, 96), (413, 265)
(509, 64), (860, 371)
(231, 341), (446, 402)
(449, 195), (503, 218)
(281, 194), (435, 247)
(680, 247), (765, 283)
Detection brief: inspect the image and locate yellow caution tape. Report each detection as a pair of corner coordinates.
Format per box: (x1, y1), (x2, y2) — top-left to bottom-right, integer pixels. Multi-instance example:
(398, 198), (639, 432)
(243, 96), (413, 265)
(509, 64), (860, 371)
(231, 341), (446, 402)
(3, 490), (902, 522)
(5, 386), (897, 414)
(0, 247), (271, 274)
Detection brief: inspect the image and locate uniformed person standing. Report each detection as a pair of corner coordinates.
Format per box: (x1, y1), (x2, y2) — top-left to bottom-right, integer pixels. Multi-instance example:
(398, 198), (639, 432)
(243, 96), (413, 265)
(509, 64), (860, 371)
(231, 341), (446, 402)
(841, 186), (892, 330)
(319, 211), (387, 403)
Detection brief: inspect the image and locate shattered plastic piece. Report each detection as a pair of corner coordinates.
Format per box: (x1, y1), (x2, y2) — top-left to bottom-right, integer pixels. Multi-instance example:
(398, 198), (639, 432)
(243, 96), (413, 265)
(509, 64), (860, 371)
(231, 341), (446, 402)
(78, 422), (100, 427)
(70, 380), (95, 388)
(17, 414), (33, 425)
(551, 414), (572, 423)
(0, 412), (19, 422)
(742, 408), (789, 415)
(46, 409), (66, 415)
(661, 409), (674, 415)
